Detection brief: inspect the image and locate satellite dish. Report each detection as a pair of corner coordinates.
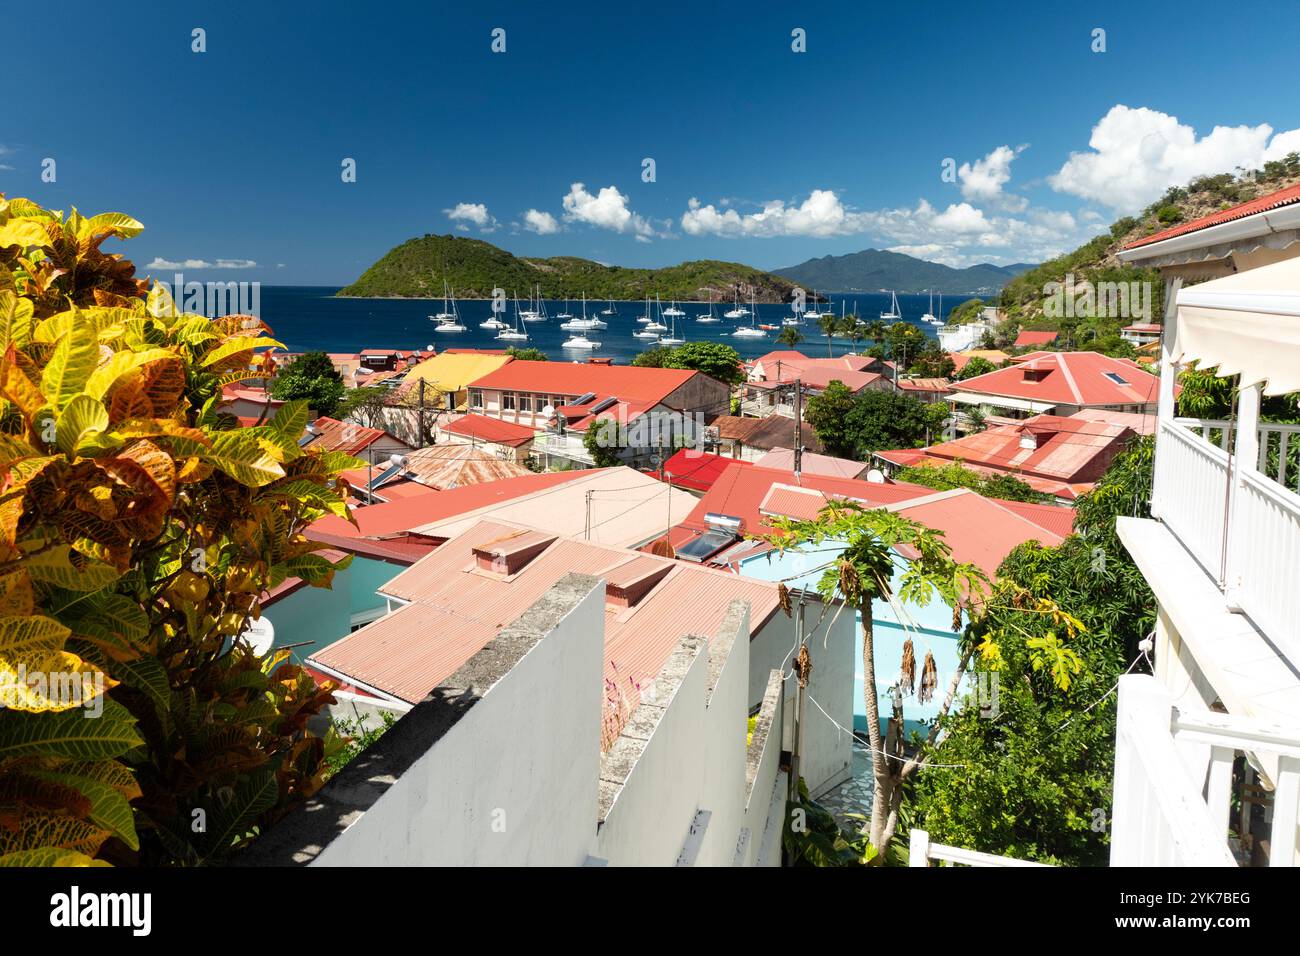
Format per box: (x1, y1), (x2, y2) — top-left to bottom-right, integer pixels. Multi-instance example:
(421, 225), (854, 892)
(865, 469), (885, 484)
(541, 404), (556, 418)
(241, 617), (275, 657)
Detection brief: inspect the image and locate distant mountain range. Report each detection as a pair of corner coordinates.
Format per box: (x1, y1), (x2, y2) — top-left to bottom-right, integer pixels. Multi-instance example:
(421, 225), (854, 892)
(774, 249), (1035, 294)
(338, 234), (805, 303)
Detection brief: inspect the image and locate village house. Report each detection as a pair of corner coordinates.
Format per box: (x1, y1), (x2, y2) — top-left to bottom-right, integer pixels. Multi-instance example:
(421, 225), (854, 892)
(741, 350), (890, 418)
(465, 360), (730, 469)
(947, 350), (1160, 431)
(873, 412), (1139, 503)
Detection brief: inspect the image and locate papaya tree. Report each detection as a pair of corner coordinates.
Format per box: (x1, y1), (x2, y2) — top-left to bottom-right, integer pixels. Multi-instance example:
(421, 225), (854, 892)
(763, 502), (1084, 862)
(0, 196), (359, 865)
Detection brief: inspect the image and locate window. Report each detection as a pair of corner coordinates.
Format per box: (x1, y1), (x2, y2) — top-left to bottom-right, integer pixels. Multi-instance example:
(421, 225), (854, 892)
(1103, 371), (1130, 386)
(503, 393), (516, 411)
(469, 388), (483, 409)
(519, 394), (533, 413)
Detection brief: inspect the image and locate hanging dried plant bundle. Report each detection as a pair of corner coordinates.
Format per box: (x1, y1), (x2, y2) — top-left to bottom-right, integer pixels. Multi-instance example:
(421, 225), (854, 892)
(919, 651), (938, 704)
(900, 638), (915, 695)
(777, 581), (792, 617)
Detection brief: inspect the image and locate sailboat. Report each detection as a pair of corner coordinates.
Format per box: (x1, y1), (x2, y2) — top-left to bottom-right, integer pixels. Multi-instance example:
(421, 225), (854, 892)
(659, 297), (684, 345)
(645, 295), (667, 332)
(732, 290), (766, 338)
(430, 282), (465, 331)
(601, 296), (617, 316)
(920, 290), (938, 325)
(723, 289), (749, 320)
(495, 292), (530, 341)
(522, 284), (548, 322)
(697, 291), (719, 323)
(880, 290), (902, 320)
(804, 290), (828, 321)
(555, 295), (574, 321)
(561, 293), (607, 331)
(663, 299), (685, 318)
(562, 300), (601, 349)
(633, 295), (661, 339)
(934, 293), (945, 325)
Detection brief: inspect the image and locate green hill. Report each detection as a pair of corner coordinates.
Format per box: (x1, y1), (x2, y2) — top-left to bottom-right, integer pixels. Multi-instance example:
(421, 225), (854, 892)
(994, 153), (1300, 352)
(337, 234), (806, 303)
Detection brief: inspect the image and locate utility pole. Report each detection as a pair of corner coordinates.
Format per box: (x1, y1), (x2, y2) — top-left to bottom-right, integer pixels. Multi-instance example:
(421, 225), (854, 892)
(585, 489), (592, 540)
(789, 591), (811, 801)
(793, 377), (803, 478)
(417, 378), (427, 447)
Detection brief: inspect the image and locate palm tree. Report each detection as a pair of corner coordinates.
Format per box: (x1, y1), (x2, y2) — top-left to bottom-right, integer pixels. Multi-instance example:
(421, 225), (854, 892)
(866, 319), (887, 352)
(839, 313), (864, 353)
(763, 505), (987, 860)
(818, 313), (839, 357)
(776, 325), (805, 349)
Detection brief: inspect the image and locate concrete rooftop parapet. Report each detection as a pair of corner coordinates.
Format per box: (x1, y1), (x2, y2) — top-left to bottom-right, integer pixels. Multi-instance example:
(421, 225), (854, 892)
(707, 599), (751, 702)
(596, 633), (707, 823)
(746, 668), (784, 807)
(236, 573), (602, 867)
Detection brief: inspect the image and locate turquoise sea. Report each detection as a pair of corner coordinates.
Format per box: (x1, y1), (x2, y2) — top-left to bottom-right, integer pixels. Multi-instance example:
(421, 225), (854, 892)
(255, 288), (973, 362)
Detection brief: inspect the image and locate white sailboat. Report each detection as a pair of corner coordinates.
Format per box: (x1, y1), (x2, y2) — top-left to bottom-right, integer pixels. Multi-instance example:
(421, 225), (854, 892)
(723, 289), (749, 320)
(633, 295), (660, 339)
(933, 293), (945, 325)
(697, 291), (719, 323)
(430, 282), (465, 331)
(522, 285), (548, 322)
(920, 290), (938, 325)
(601, 297), (617, 316)
(555, 295), (574, 320)
(659, 297), (684, 345)
(645, 295), (667, 332)
(495, 292), (530, 342)
(663, 299), (685, 318)
(732, 291), (765, 338)
(880, 290), (902, 320)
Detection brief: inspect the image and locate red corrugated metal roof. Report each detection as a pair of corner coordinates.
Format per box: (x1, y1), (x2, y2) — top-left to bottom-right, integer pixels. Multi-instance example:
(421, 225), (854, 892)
(894, 490), (1066, 576)
(304, 417), (389, 455)
(661, 449), (753, 492)
(1124, 182), (1300, 250)
(442, 413), (537, 447)
(468, 359), (699, 405)
(954, 351), (1160, 408)
(310, 519), (782, 705)
(1013, 330), (1059, 347)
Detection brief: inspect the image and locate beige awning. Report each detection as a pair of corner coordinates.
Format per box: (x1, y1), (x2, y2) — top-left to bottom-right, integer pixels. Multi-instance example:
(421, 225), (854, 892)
(949, 392), (1057, 413)
(1174, 254), (1300, 395)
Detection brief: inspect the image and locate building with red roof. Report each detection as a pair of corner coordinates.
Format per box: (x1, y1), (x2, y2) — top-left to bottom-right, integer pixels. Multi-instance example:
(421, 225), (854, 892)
(438, 413), (536, 462)
(1121, 323), (1163, 346)
(302, 416), (414, 460)
(1123, 181), (1300, 253)
(465, 360), (730, 469)
(1013, 329), (1059, 348)
(948, 350), (1161, 429)
(873, 411), (1138, 502)
(741, 350), (890, 417)
(660, 448), (754, 493)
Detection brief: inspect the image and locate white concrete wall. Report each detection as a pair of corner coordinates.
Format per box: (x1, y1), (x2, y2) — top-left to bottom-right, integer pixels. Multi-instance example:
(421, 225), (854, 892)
(748, 604), (854, 797)
(312, 579), (604, 866)
(248, 577), (789, 867)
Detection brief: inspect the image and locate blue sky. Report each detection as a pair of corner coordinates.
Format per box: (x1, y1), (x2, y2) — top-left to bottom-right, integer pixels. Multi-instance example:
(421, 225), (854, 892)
(4, 0), (1300, 284)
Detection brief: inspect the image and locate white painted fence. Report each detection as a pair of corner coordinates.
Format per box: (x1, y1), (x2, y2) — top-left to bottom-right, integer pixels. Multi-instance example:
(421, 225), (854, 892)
(1110, 674), (1300, 867)
(1157, 417), (1300, 659)
(908, 829), (1051, 867)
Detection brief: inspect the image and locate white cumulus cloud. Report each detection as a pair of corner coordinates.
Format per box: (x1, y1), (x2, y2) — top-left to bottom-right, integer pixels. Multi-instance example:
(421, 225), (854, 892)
(562, 183), (656, 237)
(522, 208), (559, 235)
(958, 145), (1028, 211)
(444, 202), (498, 232)
(681, 189), (870, 237)
(1050, 105), (1300, 212)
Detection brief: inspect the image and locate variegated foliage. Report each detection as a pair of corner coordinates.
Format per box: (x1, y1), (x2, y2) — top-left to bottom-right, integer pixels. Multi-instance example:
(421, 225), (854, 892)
(0, 196), (360, 864)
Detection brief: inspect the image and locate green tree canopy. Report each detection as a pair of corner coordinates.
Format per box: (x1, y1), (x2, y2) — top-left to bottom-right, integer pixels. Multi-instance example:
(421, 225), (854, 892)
(270, 351), (346, 417)
(895, 460), (1049, 503)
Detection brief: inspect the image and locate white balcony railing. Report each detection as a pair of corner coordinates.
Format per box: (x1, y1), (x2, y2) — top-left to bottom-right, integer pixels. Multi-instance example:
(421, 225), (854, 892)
(908, 830), (1052, 867)
(1111, 675), (1300, 867)
(1156, 416), (1300, 658)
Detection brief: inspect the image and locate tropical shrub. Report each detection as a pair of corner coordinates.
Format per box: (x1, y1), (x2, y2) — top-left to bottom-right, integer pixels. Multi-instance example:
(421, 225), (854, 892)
(0, 196), (358, 865)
